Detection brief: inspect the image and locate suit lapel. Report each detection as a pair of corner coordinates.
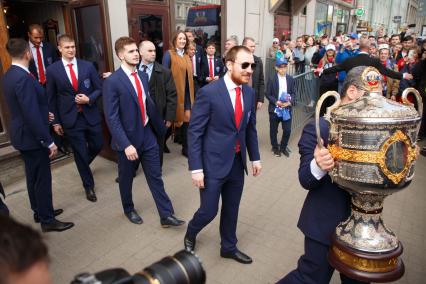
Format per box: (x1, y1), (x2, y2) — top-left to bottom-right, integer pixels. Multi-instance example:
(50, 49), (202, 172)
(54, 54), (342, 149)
(218, 78), (236, 128)
(241, 84), (251, 130)
(117, 67), (139, 105)
(58, 62), (75, 91)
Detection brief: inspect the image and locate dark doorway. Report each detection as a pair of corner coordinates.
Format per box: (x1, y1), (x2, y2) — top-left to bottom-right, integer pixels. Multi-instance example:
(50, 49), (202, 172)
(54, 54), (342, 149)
(139, 14), (164, 62)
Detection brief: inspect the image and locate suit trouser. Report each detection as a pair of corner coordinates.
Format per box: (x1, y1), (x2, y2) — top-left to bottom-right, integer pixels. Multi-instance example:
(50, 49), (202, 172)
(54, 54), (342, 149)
(65, 114), (103, 191)
(186, 153), (244, 253)
(276, 237), (369, 284)
(269, 113), (292, 151)
(117, 124), (174, 218)
(20, 148), (54, 224)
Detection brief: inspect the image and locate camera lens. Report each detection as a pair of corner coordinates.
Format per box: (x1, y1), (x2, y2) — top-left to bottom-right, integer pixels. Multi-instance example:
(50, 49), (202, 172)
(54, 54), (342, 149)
(134, 250), (206, 284)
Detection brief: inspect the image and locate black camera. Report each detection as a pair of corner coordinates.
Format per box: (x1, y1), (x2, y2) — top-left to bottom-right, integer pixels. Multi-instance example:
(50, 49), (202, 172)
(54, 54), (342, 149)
(71, 250), (206, 284)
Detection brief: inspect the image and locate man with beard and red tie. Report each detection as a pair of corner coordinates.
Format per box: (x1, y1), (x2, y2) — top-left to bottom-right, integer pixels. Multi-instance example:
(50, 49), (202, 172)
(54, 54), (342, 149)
(46, 34), (103, 203)
(184, 46), (261, 264)
(103, 36), (184, 227)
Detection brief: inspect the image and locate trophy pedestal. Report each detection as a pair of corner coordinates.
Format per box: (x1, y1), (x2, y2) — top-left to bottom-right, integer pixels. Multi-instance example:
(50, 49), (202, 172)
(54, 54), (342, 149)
(329, 235), (405, 283)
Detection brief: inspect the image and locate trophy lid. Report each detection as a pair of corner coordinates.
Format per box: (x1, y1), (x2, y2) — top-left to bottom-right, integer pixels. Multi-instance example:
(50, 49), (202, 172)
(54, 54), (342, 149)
(332, 67), (420, 124)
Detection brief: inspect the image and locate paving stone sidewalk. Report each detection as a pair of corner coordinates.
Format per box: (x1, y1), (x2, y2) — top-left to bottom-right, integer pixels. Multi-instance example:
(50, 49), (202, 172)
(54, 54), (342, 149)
(4, 108), (426, 284)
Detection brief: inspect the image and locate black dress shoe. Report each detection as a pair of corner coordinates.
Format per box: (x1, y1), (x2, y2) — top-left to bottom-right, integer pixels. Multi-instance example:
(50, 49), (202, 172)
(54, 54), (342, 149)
(221, 249), (253, 264)
(34, 209), (64, 223)
(161, 215), (185, 228)
(125, 210), (143, 224)
(41, 219), (74, 232)
(421, 147), (426, 157)
(164, 144), (171, 153)
(184, 234), (196, 251)
(281, 149), (290, 157)
(85, 188), (97, 202)
(286, 146), (292, 153)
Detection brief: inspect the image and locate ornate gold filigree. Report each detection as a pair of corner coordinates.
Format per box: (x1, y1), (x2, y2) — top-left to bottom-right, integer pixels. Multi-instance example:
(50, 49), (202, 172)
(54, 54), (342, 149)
(331, 246), (398, 273)
(328, 130), (417, 184)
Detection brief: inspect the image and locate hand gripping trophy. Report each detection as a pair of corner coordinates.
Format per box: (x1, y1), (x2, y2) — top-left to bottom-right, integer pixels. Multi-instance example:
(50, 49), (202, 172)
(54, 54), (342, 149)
(315, 66), (422, 282)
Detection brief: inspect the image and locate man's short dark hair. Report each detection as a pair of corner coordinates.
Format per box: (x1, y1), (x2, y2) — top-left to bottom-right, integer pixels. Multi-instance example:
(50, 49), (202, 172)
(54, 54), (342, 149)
(224, 45), (251, 63)
(403, 35), (413, 42)
(242, 37), (255, 46)
(341, 66), (367, 98)
(206, 40), (216, 48)
(0, 216), (48, 282)
(5, 38), (29, 59)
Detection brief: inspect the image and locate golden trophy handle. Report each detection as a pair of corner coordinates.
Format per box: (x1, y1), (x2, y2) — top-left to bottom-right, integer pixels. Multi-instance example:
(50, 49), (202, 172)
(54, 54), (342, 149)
(401, 87), (423, 136)
(315, 91), (341, 148)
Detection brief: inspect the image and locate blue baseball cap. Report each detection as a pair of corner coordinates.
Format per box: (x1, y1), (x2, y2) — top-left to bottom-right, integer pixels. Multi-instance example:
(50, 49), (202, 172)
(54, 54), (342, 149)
(350, 32), (358, 39)
(275, 57), (288, 66)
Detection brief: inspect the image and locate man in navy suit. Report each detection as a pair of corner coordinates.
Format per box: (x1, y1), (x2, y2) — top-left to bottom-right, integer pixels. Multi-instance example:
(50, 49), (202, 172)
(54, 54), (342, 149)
(184, 46), (262, 264)
(200, 41), (224, 87)
(2, 38), (73, 232)
(27, 24), (58, 85)
(103, 36), (184, 227)
(46, 34), (103, 202)
(266, 57), (295, 158)
(276, 66), (370, 284)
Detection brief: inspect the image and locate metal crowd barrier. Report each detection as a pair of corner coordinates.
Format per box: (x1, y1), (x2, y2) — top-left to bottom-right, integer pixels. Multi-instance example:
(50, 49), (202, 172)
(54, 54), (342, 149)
(265, 57), (319, 131)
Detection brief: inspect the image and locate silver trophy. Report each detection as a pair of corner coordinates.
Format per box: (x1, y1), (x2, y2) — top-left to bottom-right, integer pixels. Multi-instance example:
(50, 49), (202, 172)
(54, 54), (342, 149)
(315, 67), (423, 282)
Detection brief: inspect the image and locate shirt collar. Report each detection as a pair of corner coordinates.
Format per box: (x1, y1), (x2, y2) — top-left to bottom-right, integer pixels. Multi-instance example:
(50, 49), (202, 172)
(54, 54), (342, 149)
(62, 57), (77, 68)
(121, 64), (138, 77)
(29, 41), (43, 48)
(224, 73), (242, 93)
(140, 62), (154, 71)
(176, 48), (185, 56)
(12, 63), (30, 73)
(359, 51), (369, 55)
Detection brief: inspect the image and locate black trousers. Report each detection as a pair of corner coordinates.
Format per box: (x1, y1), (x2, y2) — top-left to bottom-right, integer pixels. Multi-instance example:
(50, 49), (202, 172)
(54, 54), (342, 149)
(269, 112), (292, 151)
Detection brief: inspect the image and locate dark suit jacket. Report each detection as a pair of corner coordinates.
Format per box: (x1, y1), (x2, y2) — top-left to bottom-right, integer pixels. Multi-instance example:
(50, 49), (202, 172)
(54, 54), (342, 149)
(46, 59), (102, 129)
(29, 41), (59, 82)
(188, 77), (260, 179)
(145, 62), (177, 122)
(297, 118), (351, 245)
(200, 55), (224, 85)
(103, 67), (166, 151)
(252, 55), (265, 104)
(265, 73), (295, 113)
(3, 65), (53, 150)
(323, 53), (403, 80)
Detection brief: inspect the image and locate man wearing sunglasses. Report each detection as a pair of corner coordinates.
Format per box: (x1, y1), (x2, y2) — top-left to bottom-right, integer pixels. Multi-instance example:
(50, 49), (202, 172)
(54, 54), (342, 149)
(184, 45), (261, 264)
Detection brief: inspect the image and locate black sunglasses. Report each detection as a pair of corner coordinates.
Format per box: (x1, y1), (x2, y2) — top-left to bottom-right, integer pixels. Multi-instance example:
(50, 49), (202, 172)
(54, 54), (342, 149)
(234, 61), (257, 70)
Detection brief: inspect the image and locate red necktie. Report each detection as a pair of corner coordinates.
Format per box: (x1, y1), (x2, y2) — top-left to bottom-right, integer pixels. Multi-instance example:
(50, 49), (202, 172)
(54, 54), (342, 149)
(67, 63), (82, 112)
(35, 45), (46, 84)
(235, 87), (242, 152)
(131, 71), (146, 125)
(209, 57), (214, 78)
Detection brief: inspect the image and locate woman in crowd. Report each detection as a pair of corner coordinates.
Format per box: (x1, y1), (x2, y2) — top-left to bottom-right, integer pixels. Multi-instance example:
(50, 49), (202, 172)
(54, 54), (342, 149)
(304, 36), (317, 67)
(163, 31), (195, 157)
(315, 44), (338, 116)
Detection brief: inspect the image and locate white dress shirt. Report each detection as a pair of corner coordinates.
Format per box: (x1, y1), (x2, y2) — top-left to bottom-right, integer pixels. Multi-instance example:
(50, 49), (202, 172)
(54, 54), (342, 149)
(191, 56), (197, 76)
(62, 57), (78, 84)
(310, 159), (327, 180)
(29, 41), (45, 76)
(121, 64), (149, 125)
(277, 74), (288, 100)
